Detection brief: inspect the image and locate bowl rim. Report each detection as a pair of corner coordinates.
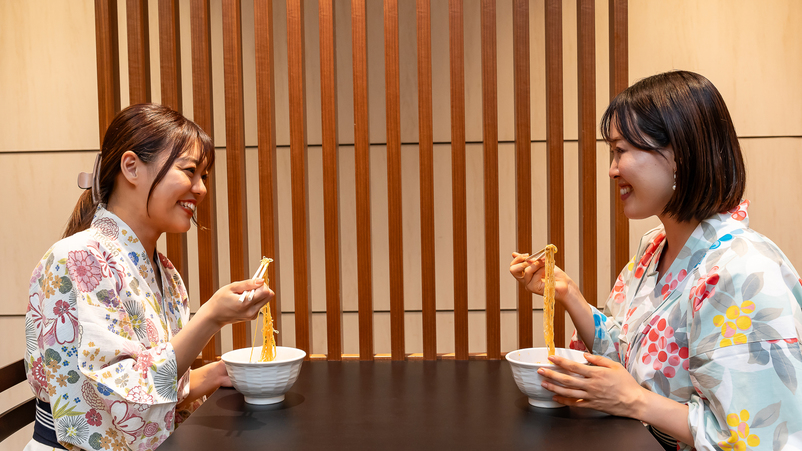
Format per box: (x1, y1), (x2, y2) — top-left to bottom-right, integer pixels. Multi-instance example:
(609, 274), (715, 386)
(505, 347), (587, 368)
(221, 345), (307, 366)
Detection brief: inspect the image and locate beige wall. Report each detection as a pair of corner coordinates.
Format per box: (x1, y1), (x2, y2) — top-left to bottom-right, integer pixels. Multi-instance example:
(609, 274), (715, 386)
(2, 1), (801, 444)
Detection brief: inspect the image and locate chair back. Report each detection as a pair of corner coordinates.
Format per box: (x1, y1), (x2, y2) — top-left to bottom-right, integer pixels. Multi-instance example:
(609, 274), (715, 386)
(0, 359), (36, 442)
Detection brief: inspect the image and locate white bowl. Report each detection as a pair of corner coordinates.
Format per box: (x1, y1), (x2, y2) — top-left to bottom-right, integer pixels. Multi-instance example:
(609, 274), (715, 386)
(506, 347), (587, 408)
(221, 346), (306, 405)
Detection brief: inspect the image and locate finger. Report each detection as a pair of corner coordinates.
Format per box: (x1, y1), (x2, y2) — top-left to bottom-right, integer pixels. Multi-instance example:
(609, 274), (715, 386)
(510, 262), (530, 280)
(540, 379), (588, 400)
(547, 355), (594, 377)
(538, 367), (587, 390)
(550, 395), (591, 408)
(230, 278), (265, 294)
(583, 353), (616, 368)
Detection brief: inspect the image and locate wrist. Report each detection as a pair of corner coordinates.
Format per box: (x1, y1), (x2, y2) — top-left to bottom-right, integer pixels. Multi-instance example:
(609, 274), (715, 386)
(629, 385), (652, 421)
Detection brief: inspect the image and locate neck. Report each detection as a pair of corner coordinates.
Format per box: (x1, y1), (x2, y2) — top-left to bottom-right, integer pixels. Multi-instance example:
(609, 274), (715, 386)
(106, 196), (160, 263)
(656, 214), (700, 275)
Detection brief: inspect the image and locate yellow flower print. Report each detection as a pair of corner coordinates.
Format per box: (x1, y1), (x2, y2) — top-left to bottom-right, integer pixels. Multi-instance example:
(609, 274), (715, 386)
(627, 256), (636, 272)
(713, 301), (755, 347)
(56, 374), (68, 387)
(719, 409), (760, 450)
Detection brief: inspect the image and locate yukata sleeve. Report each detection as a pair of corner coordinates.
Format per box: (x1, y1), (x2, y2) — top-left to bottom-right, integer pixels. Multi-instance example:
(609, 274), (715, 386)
(685, 256), (802, 450)
(43, 241), (190, 451)
(568, 255), (636, 361)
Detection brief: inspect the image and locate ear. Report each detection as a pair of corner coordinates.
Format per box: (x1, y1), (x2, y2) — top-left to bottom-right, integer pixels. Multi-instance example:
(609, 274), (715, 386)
(119, 151), (142, 185)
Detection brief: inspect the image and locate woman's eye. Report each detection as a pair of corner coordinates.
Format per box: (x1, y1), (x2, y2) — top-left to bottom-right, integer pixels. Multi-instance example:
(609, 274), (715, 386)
(183, 166), (196, 174)
(201, 173), (209, 181)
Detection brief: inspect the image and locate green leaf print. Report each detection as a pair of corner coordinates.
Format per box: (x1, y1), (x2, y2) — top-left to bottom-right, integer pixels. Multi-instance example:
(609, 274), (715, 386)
(57, 277), (71, 294)
(773, 421), (788, 451)
(44, 348), (62, 366)
(731, 237), (748, 256)
(754, 308), (784, 322)
(716, 268), (736, 297)
(651, 371), (670, 397)
(88, 432), (104, 450)
(67, 370), (80, 384)
(51, 397), (86, 419)
(751, 401), (781, 428)
(702, 222), (717, 241)
(770, 343), (797, 394)
(748, 341), (771, 366)
(45, 253), (54, 271)
(751, 323), (782, 341)
(693, 372), (721, 389)
(697, 332), (720, 353)
(670, 386), (697, 400)
(742, 272), (764, 301)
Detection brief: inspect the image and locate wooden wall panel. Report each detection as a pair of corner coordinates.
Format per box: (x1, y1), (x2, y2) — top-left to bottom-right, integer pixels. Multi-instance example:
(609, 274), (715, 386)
(481, 0), (500, 360)
(513, 0), (532, 349)
(578, 0), (597, 309)
(126, 0), (150, 104)
(545, 0), (565, 347)
(384, 0), (405, 361)
(609, 0), (629, 286)
(287, 0), (312, 356)
(448, 0), (468, 361)
(318, 0), (343, 360)
(94, 0), (120, 143)
(417, 0), (436, 361)
(254, 0), (283, 344)
(222, 0), (250, 349)
(189, 0), (220, 364)
(159, 0), (189, 288)
(351, 0), (374, 361)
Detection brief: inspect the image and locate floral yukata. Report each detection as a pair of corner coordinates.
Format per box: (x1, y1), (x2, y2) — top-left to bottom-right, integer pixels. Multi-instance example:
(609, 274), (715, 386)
(572, 201), (802, 450)
(25, 206), (196, 450)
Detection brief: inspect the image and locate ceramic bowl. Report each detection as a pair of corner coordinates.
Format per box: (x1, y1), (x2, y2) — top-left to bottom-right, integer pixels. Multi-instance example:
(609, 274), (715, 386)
(221, 346), (306, 405)
(506, 347), (587, 408)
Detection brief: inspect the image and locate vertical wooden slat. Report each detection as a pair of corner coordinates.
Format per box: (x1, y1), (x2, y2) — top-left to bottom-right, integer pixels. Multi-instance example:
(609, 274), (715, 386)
(351, 0), (373, 360)
(190, 0), (220, 363)
(318, 0), (343, 360)
(254, 0), (282, 345)
(513, 0), (532, 349)
(480, 0), (500, 360)
(609, 0), (629, 287)
(578, 0), (596, 311)
(448, 0), (468, 361)
(384, 0), (405, 361)
(94, 0), (120, 143)
(287, 0), (312, 356)
(222, 0), (250, 349)
(417, 0), (436, 361)
(126, 0), (150, 104)
(545, 0), (565, 347)
(159, 0), (189, 289)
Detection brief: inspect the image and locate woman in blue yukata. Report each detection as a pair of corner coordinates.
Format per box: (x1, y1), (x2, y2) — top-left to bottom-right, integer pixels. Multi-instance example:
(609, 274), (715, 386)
(511, 71), (802, 451)
(24, 104), (273, 451)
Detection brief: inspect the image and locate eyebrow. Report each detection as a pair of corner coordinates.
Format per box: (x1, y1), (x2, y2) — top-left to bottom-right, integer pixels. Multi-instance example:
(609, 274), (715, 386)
(177, 156), (201, 164)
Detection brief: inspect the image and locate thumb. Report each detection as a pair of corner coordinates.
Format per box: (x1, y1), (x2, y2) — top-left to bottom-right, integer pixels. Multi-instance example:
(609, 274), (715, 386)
(583, 352), (611, 367)
(230, 278), (265, 293)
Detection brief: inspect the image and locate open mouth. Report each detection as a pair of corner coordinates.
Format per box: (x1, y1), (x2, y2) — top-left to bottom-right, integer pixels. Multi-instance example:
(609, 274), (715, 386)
(178, 201), (196, 214)
(619, 186), (632, 197)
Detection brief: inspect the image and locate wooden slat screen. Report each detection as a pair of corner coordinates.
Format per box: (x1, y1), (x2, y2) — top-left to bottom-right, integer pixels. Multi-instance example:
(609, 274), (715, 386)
(189, 0), (220, 364)
(94, 0), (628, 362)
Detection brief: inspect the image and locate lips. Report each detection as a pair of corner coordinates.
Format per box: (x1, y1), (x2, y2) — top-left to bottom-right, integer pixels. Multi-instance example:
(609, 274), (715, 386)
(619, 186), (632, 196)
(178, 201), (196, 214)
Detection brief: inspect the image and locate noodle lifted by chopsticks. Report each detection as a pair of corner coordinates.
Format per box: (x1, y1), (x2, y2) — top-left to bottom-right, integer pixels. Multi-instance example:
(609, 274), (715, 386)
(543, 245), (558, 357)
(248, 257), (278, 362)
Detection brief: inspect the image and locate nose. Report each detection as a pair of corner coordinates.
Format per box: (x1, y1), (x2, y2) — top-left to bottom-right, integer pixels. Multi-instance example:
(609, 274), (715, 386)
(608, 157), (619, 180)
(193, 176), (207, 200)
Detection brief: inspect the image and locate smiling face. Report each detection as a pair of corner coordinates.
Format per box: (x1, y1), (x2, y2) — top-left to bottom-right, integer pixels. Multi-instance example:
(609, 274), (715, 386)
(143, 142), (209, 235)
(608, 122), (676, 221)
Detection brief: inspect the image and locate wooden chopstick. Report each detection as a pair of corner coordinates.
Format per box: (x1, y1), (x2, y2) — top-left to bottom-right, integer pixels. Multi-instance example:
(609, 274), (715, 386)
(238, 258), (269, 302)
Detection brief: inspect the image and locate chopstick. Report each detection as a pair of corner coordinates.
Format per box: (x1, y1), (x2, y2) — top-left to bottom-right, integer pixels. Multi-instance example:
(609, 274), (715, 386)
(238, 258), (271, 302)
(526, 247), (547, 262)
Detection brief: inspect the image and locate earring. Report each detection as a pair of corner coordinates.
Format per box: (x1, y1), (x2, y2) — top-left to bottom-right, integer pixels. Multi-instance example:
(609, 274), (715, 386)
(672, 172), (676, 191)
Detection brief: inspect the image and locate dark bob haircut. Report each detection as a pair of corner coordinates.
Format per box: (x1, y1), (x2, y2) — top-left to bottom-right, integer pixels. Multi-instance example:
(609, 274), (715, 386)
(600, 71), (745, 223)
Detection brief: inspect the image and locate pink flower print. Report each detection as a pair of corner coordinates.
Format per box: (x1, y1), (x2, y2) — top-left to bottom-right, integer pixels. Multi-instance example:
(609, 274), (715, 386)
(611, 274), (626, 304)
(640, 316), (688, 378)
(158, 254), (175, 270)
(164, 410), (175, 430)
(46, 300), (80, 345)
(67, 250), (103, 293)
(634, 232), (666, 279)
(660, 269), (687, 300)
(713, 301), (755, 347)
(85, 408), (102, 426)
(143, 422), (160, 437)
(94, 217), (119, 239)
(110, 401), (146, 440)
(127, 386), (155, 411)
(691, 266), (720, 316)
(30, 262), (43, 285)
(726, 200), (749, 221)
(134, 353), (154, 379)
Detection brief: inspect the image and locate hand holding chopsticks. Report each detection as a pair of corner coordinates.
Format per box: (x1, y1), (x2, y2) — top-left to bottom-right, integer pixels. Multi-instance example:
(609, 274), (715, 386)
(239, 257), (273, 302)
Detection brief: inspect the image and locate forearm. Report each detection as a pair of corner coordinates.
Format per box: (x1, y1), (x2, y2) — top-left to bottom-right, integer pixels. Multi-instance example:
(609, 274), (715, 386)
(177, 361), (226, 410)
(561, 282), (596, 350)
(170, 307), (220, 378)
(633, 388), (693, 445)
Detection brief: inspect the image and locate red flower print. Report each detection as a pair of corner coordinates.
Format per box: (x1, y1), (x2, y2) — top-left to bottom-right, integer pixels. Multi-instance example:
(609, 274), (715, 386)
(727, 200), (749, 221)
(95, 217), (119, 239)
(612, 274), (626, 304)
(143, 422), (160, 437)
(134, 353), (154, 378)
(30, 357), (46, 387)
(569, 330), (589, 352)
(85, 408), (102, 426)
(640, 316), (688, 378)
(158, 254), (175, 270)
(634, 232), (666, 279)
(46, 300), (80, 345)
(164, 410), (175, 430)
(691, 266), (720, 316)
(660, 269), (687, 300)
(66, 250), (103, 292)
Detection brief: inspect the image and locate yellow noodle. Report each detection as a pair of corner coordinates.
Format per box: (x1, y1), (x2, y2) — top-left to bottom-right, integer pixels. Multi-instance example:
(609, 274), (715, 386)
(543, 244), (558, 357)
(248, 258), (277, 362)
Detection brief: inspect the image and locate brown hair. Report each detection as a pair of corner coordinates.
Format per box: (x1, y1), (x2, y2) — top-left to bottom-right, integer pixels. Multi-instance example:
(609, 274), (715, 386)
(600, 71), (745, 223)
(63, 103), (214, 237)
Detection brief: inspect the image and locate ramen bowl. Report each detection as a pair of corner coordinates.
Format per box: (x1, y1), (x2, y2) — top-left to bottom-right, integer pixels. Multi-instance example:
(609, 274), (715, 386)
(506, 347), (587, 408)
(221, 346), (306, 405)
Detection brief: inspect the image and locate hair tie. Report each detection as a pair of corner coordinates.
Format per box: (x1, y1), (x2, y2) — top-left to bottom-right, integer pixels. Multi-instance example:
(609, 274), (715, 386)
(77, 152), (102, 203)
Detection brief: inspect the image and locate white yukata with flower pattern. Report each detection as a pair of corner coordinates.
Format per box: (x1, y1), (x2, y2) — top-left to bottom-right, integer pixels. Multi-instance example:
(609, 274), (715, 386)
(571, 200), (802, 450)
(25, 205), (198, 451)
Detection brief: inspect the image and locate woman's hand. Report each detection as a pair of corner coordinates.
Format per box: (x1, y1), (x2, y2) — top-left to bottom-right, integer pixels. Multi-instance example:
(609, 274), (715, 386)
(509, 252), (577, 305)
(198, 279), (275, 329)
(537, 353), (647, 418)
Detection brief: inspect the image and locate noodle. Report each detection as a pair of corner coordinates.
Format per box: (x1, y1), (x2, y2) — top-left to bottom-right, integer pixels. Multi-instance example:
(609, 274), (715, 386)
(248, 257), (278, 362)
(542, 245), (558, 357)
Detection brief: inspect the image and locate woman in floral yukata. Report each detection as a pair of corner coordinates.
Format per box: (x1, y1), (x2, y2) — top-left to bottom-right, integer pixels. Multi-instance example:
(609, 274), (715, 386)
(511, 71), (802, 450)
(24, 104), (274, 451)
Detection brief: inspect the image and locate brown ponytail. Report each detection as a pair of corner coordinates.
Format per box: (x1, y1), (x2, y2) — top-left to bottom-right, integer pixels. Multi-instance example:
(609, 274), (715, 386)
(62, 103), (215, 238)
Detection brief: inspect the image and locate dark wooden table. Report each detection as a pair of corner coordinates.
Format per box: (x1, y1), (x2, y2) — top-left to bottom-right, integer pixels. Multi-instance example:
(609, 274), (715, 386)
(160, 360), (662, 450)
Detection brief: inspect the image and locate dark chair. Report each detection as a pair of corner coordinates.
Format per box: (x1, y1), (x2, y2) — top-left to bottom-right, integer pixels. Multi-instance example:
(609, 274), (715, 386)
(0, 359), (36, 442)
